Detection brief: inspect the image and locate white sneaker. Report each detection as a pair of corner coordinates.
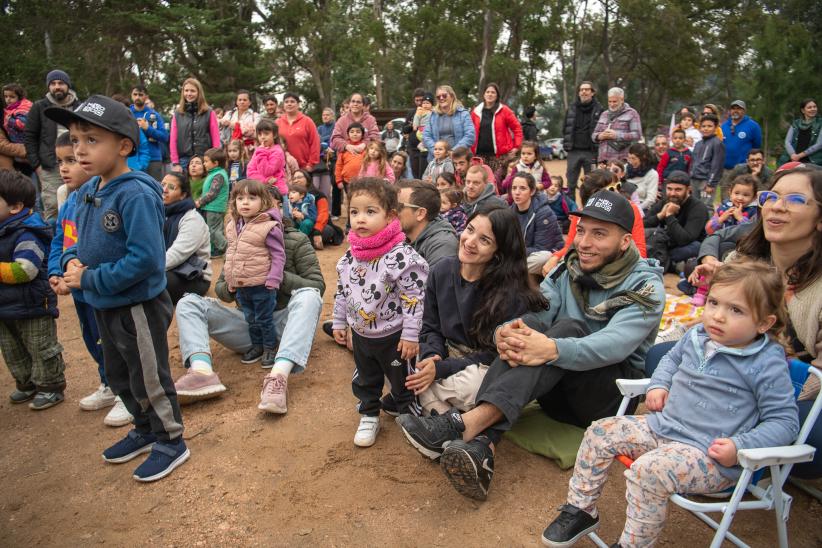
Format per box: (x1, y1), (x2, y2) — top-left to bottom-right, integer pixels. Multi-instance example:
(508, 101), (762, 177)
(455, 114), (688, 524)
(79, 384), (116, 411)
(104, 396), (133, 427)
(354, 416), (380, 447)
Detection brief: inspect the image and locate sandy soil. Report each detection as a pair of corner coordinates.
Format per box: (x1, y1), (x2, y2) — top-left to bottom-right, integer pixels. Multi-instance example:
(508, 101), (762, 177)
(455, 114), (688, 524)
(1, 159), (820, 546)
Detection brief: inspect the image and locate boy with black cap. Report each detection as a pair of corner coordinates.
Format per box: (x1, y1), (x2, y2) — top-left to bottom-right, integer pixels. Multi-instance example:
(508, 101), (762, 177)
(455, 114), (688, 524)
(45, 95), (188, 482)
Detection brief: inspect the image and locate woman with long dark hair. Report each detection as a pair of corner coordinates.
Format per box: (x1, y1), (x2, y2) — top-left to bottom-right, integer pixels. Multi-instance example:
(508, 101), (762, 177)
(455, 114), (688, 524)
(625, 142), (658, 211)
(405, 204), (548, 415)
(470, 82), (523, 183)
(781, 98), (822, 166)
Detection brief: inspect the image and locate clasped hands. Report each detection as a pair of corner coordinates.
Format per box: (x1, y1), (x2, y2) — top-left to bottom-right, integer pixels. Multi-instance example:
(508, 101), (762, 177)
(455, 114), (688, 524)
(495, 318), (557, 367)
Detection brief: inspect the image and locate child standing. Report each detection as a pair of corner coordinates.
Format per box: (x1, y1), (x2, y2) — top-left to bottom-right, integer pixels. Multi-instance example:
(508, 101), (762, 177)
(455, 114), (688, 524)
(332, 178), (429, 447)
(223, 179), (286, 368)
(334, 123), (367, 213)
(0, 170), (66, 410)
(545, 175), (577, 233)
(247, 119), (287, 196)
(705, 174), (758, 235)
(656, 128), (692, 184)
(500, 141), (550, 196)
(422, 140), (455, 183)
(414, 94), (434, 156)
(677, 111), (702, 150)
(440, 188), (467, 234)
(288, 183), (318, 236)
(359, 140), (395, 182)
(226, 138), (248, 188)
(197, 147), (229, 257)
(48, 95), (188, 481)
(541, 259), (799, 548)
(187, 155), (206, 200)
(690, 114), (726, 204)
(48, 133), (118, 420)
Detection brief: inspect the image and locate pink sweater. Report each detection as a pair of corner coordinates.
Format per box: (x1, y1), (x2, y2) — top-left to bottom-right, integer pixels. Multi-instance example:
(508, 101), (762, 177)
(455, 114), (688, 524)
(247, 145), (287, 195)
(169, 111), (221, 164)
(360, 160), (395, 182)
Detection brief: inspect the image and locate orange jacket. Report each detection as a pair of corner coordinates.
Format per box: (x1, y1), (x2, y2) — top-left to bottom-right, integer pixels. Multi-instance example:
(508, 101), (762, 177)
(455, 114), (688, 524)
(335, 146), (366, 185)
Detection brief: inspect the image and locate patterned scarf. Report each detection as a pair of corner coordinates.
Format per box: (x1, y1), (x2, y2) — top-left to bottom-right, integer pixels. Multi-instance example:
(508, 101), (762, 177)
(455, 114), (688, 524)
(565, 243), (660, 321)
(348, 218), (406, 261)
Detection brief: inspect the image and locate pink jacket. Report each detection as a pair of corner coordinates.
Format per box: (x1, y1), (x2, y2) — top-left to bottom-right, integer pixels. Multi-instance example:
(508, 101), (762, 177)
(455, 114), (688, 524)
(247, 145), (287, 195)
(360, 160), (396, 182)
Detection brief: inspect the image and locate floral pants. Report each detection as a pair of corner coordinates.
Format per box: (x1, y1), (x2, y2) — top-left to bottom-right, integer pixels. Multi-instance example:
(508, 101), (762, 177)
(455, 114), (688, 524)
(566, 415), (733, 547)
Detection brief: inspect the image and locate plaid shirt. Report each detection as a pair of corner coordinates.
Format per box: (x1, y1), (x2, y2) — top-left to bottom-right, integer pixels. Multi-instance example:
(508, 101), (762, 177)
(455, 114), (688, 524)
(593, 104), (643, 162)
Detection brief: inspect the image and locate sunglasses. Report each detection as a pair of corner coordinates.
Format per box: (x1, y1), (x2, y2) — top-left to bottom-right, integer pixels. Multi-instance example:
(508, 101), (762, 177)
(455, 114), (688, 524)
(436, 94), (449, 100)
(398, 202), (422, 212)
(756, 190), (818, 209)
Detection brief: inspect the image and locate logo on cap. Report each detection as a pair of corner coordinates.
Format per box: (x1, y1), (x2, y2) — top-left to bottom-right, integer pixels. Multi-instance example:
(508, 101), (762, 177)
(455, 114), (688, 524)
(81, 102), (106, 117)
(587, 197), (613, 212)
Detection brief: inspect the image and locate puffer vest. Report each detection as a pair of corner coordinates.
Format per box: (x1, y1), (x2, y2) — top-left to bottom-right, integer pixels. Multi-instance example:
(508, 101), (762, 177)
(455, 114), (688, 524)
(223, 212), (279, 288)
(0, 215), (57, 320)
(174, 108), (213, 158)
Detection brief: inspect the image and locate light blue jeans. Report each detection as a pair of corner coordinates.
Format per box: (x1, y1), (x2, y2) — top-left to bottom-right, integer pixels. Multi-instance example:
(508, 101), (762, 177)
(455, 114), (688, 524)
(175, 287), (322, 374)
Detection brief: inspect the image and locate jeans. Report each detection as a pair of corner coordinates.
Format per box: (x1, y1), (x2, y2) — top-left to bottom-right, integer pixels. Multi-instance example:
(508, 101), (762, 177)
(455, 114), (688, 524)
(565, 149), (595, 194)
(175, 287), (322, 373)
(669, 241), (701, 265)
(235, 285), (279, 349)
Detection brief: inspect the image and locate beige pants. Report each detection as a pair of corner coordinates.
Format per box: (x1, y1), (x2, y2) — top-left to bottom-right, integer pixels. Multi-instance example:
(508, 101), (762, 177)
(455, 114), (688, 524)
(527, 251), (552, 275)
(418, 363), (488, 415)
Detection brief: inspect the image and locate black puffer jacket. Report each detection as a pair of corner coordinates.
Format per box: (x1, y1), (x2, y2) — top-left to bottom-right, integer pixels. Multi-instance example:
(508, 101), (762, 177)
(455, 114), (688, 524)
(562, 99), (604, 152)
(25, 94), (81, 170)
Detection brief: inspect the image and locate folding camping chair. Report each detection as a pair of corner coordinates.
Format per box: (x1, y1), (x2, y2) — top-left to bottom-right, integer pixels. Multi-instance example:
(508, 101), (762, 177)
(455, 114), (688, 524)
(587, 360), (821, 548)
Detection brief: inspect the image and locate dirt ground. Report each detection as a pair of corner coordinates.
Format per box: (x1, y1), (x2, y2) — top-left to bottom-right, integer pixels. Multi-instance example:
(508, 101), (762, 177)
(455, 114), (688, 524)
(1, 159), (820, 547)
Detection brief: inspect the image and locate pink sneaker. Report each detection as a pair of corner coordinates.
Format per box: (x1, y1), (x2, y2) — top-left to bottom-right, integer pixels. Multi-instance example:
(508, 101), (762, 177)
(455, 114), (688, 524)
(174, 369), (227, 404)
(258, 374), (288, 414)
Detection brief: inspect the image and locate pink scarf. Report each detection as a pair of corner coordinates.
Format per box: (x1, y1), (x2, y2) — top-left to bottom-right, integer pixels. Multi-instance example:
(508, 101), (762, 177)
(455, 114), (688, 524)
(349, 218), (405, 261)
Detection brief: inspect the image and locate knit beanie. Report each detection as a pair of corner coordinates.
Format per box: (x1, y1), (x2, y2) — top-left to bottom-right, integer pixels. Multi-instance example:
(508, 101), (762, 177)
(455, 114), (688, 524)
(46, 70), (72, 89)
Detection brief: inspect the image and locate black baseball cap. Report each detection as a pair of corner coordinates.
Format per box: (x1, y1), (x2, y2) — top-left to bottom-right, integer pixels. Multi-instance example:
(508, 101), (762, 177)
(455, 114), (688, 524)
(665, 170), (691, 187)
(44, 95), (139, 156)
(569, 190), (634, 233)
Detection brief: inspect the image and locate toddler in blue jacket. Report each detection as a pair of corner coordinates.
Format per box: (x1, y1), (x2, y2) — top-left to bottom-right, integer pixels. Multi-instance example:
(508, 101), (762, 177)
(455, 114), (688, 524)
(542, 258), (800, 548)
(46, 95), (188, 483)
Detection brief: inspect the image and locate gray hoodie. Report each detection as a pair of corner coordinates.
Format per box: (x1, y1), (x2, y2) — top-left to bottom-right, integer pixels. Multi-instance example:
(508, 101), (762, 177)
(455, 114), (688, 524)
(464, 183), (506, 217)
(411, 216), (458, 268)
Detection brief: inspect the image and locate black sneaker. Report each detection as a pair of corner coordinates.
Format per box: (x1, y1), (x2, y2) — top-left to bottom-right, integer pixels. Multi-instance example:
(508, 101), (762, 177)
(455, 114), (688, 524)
(440, 438), (495, 501)
(321, 320), (334, 339)
(395, 408), (464, 459)
(541, 504), (600, 547)
(260, 349), (277, 369)
(9, 388), (36, 404)
(381, 393), (399, 417)
(28, 391), (64, 410)
(241, 345), (264, 364)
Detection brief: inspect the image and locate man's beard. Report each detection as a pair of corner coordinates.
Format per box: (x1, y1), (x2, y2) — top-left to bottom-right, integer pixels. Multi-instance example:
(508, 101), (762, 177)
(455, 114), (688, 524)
(580, 247), (623, 274)
(52, 90), (67, 101)
(134, 99), (145, 108)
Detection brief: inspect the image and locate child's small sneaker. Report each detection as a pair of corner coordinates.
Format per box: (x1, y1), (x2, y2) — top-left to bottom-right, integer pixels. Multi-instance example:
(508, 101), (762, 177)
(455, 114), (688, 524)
(79, 384), (116, 411)
(354, 416), (380, 447)
(28, 392), (64, 410)
(260, 349), (277, 369)
(104, 396), (133, 427)
(102, 430), (158, 463)
(241, 345), (264, 364)
(132, 438), (190, 482)
(258, 374), (288, 414)
(9, 388), (36, 404)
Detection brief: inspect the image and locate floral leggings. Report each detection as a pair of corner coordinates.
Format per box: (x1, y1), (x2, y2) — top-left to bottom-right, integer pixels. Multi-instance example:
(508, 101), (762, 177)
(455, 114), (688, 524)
(566, 415), (733, 547)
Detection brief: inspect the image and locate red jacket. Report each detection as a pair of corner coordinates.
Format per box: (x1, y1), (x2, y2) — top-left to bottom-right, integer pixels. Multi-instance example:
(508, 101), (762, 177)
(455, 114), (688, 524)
(276, 113), (320, 170)
(470, 103), (523, 156)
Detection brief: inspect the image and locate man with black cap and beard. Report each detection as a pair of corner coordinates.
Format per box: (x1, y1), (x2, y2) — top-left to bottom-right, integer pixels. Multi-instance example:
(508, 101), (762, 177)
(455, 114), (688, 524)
(396, 190), (665, 502)
(24, 69), (81, 222)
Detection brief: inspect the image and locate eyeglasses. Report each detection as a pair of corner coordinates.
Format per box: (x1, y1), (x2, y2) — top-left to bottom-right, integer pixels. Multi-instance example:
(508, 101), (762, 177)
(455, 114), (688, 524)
(398, 202), (422, 212)
(756, 190), (819, 209)
(436, 94), (449, 100)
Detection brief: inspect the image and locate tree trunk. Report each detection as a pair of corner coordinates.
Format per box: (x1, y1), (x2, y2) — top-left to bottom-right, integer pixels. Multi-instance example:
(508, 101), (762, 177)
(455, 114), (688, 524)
(478, 6), (494, 93)
(600, 0), (612, 86)
(373, 0), (385, 107)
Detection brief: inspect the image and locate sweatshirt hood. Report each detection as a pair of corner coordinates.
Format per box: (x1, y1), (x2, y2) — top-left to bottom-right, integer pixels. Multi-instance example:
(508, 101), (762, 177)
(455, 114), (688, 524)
(416, 216), (456, 244)
(92, 169), (163, 200)
(473, 183), (498, 203)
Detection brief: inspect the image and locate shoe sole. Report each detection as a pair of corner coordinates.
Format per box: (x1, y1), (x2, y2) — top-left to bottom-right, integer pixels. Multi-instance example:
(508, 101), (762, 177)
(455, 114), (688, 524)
(258, 401), (287, 414)
(396, 419), (443, 460)
(260, 362), (275, 370)
(440, 447), (489, 501)
(29, 398), (64, 411)
(79, 398), (117, 411)
(133, 448), (191, 482)
(382, 409), (399, 418)
(177, 384), (227, 404)
(10, 395), (36, 404)
(104, 415), (134, 427)
(103, 442), (156, 464)
(540, 522), (600, 547)
(241, 356), (262, 364)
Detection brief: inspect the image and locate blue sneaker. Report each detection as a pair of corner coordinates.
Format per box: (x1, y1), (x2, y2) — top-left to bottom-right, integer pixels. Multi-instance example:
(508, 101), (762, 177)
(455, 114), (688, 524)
(102, 430), (157, 464)
(132, 438), (190, 482)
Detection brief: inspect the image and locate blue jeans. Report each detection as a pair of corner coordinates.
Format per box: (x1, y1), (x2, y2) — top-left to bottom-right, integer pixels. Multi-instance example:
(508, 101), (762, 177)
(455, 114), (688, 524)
(175, 287), (322, 373)
(670, 241), (701, 265)
(235, 285), (279, 349)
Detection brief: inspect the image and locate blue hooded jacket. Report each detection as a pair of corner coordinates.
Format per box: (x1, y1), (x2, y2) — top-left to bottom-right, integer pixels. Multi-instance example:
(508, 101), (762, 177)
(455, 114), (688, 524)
(130, 105), (169, 162)
(61, 170), (167, 309)
(511, 192), (564, 255)
(127, 129), (151, 173)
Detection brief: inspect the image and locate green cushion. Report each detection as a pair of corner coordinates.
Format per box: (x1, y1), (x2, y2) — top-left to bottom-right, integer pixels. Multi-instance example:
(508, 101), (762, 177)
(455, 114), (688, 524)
(504, 402), (585, 469)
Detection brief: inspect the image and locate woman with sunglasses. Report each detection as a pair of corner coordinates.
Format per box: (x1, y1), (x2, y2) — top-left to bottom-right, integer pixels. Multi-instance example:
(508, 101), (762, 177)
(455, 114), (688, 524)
(330, 92), (380, 155)
(422, 85), (475, 164)
(781, 98), (822, 166)
(691, 165), (822, 478)
(470, 83), (523, 184)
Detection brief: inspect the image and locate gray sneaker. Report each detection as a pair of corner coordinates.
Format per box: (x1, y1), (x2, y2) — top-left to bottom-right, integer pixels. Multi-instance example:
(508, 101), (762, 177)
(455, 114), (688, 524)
(261, 349), (277, 369)
(9, 388), (36, 404)
(29, 392), (65, 410)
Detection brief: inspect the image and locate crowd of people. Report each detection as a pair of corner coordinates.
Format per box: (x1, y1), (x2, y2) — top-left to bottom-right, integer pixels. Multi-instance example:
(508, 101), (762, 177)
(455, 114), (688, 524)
(1, 69), (821, 546)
